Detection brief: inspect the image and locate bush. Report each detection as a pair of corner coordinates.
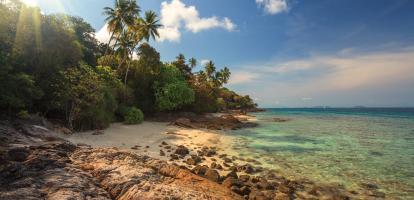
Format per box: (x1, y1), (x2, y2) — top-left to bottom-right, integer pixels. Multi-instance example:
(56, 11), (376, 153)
(124, 107), (144, 124)
(16, 110), (30, 119)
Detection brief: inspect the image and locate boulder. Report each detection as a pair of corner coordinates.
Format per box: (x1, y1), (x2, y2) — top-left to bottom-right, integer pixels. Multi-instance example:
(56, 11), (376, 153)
(174, 145), (189, 156)
(225, 170), (238, 179)
(204, 169), (220, 182)
(192, 165), (209, 175)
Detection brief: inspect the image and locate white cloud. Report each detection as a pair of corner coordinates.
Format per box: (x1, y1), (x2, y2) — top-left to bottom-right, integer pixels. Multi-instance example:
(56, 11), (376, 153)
(229, 47), (414, 107)
(200, 59), (210, 66)
(229, 71), (259, 85)
(158, 0), (236, 42)
(95, 24), (111, 44)
(256, 0), (288, 15)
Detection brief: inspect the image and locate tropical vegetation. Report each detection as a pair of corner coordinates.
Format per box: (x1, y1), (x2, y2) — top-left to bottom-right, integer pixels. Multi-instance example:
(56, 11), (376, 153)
(0, 0), (257, 131)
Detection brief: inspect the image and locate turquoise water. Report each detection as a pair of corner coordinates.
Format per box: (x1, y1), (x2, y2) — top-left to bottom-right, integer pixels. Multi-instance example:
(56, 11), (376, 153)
(228, 108), (414, 199)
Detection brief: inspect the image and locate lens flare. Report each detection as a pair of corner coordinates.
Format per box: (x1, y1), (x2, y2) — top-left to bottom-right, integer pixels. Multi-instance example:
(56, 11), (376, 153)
(21, 0), (38, 7)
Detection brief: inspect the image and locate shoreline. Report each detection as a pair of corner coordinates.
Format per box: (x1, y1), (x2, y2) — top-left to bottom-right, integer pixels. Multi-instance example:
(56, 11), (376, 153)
(63, 113), (364, 199)
(0, 113), (382, 199)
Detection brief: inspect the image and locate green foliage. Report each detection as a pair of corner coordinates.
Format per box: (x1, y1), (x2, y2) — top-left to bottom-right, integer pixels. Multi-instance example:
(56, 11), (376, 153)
(154, 65), (195, 111)
(124, 107), (144, 124)
(0, 66), (43, 112)
(0, 1), (257, 132)
(97, 55), (120, 69)
(52, 64), (104, 130)
(16, 110), (30, 119)
(126, 43), (162, 113)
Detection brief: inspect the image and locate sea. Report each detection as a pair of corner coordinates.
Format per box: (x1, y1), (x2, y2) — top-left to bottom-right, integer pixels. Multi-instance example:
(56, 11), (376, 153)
(227, 108), (414, 199)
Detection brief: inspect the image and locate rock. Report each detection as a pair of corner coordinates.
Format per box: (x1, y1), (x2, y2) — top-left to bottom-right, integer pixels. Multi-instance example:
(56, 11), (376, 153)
(278, 183), (293, 194)
(239, 186), (251, 196)
(223, 157), (232, 163)
(186, 155), (201, 165)
(230, 186), (240, 194)
(271, 117), (291, 122)
(170, 154), (179, 160)
(222, 177), (244, 189)
(239, 175), (250, 182)
(7, 147), (29, 162)
(159, 150), (165, 156)
(161, 141), (168, 145)
(257, 179), (274, 190)
(226, 170), (238, 179)
(244, 165), (255, 174)
(192, 165), (209, 175)
(174, 145), (189, 156)
(216, 164), (223, 170)
(92, 130), (104, 135)
(145, 146), (150, 148)
(219, 154), (227, 158)
(204, 169), (220, 182)
(171, 118), (195, 128)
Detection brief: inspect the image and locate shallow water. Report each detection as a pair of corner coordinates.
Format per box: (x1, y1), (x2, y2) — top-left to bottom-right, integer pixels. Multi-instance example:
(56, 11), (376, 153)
(227, 108), (414, 199)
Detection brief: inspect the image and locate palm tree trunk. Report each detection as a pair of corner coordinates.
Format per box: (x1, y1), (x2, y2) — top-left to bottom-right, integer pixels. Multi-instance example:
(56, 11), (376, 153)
(124, 51), (133, 85)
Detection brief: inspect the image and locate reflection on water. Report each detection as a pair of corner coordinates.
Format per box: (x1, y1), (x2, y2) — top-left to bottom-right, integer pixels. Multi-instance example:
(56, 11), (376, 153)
(227, 108), (414, 199)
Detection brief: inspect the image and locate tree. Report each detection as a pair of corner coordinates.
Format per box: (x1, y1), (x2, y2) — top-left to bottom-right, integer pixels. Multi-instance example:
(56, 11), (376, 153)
(103, 0), (140, 56)
(52, 64), (103, 130)
(189, 57), (197, 69)
(172, 54), (192, 79)
(154, 64), (195, 111)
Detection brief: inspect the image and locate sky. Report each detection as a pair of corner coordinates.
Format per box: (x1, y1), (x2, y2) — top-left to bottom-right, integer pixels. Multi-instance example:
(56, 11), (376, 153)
(23, 0), (414, 107)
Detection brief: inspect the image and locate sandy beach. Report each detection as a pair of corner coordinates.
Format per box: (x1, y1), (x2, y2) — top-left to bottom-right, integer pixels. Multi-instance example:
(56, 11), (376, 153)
(64, 121), (231, 159)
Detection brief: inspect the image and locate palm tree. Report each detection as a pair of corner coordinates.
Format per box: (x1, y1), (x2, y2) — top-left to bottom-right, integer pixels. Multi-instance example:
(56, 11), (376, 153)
(220, 67), (231, 84)
(115, 31), (135, 84)
(121, 10), (161, 85)
(103, 0), (140, 56)
(140, 11), (161, 41)
(205, 60), (216, 80)
(189, 57), (197, 69)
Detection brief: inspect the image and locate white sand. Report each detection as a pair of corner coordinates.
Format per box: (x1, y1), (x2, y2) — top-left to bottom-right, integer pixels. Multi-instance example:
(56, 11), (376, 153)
(63, 121), (234, 161)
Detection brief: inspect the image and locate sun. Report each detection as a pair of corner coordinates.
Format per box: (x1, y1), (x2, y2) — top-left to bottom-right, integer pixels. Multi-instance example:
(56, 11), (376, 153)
(21, 0), (38, 7)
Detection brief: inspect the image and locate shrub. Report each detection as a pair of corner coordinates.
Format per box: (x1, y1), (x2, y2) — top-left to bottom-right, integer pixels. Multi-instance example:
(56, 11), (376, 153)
(16, 110), (30, 119)
(124, 107), (144, 124)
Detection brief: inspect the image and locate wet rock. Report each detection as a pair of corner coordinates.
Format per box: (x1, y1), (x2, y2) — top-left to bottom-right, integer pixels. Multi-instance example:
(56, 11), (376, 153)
(7, 147), (29, 162)
(245, 166), (255, 174)
(174, 145), (189, 156)
(204, 169), (220, 182)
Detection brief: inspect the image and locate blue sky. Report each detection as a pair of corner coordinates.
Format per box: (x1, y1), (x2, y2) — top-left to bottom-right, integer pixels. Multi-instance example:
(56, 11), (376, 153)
(28, 0), (414, 107)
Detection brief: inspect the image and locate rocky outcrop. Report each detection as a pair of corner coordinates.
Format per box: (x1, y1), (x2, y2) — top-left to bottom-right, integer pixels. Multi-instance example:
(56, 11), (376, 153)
(0, 120), (243, 200)
(170, 114), (258, 130)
